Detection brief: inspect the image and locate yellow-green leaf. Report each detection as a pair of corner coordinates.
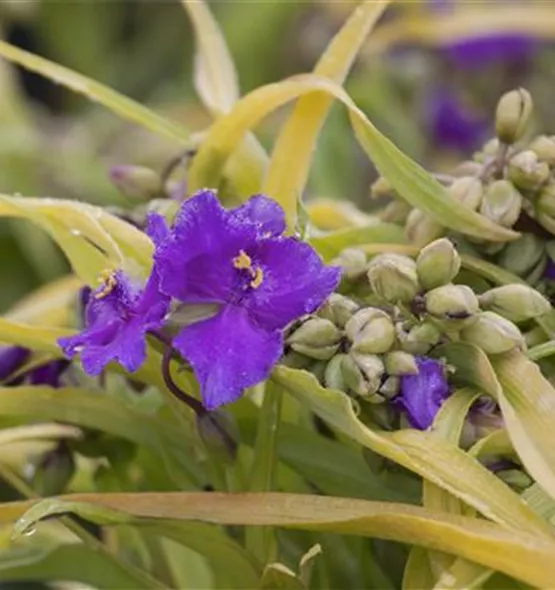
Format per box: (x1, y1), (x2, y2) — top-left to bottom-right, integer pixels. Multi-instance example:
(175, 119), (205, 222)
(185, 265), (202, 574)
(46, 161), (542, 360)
(7, 493), (555, 588)
(181, 0), (239, 115)
(493, 351), (555, 501)
(0, 40), (190, 143)
(189, 74), (519, 242)
(272, 366), (550, 536)
(263, 0), (390, 230)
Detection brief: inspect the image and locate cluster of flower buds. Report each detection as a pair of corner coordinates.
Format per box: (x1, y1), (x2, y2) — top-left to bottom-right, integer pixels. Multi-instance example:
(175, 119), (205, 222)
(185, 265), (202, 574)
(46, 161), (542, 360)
(372, 88), (555, 294)
(283, 238), (550, 429)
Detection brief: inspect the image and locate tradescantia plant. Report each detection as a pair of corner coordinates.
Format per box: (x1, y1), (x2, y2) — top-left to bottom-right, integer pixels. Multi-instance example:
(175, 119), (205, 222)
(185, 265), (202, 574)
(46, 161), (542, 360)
(2, 1), (555, 589)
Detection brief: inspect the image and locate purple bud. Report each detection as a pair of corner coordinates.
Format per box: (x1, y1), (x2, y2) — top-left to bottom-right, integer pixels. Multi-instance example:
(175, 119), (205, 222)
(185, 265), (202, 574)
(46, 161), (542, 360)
(29, 360), (70, 388)
(0, 346), (30, 383)
(394, 357), (450, 430)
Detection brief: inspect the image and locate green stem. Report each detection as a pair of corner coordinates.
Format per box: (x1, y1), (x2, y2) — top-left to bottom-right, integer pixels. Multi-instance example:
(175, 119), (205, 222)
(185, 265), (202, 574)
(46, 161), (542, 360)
(0, 464), (168, 590)
(245, 381), (283, 562)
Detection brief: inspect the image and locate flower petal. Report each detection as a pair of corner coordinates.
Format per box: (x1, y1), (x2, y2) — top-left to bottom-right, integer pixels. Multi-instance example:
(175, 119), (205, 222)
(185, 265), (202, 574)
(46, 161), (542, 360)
(231, 194), (286, 237)
(396, 357), (450, 430)
(154, 189), (256, 303)
(173, 305), (282, 410)
(246, 237), (341, 330)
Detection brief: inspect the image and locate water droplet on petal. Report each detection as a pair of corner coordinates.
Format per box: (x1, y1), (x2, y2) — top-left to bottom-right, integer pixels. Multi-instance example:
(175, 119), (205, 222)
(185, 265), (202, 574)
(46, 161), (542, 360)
(70, 229), (82, 237)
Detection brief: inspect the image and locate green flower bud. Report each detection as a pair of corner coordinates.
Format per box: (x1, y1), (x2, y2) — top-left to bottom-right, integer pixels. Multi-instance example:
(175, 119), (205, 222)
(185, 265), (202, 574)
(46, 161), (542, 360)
(290, 343), (340, 361)
(367, 254), (420, 303)
(379, 201), (411, 224)
(197, 409), (239, 465)
(404, 208), (444, 246)
(109, 165), (162, 201)
(346, 308), (395, 355)
(425, 284), (480, 320)
(497, 234), (545, 277)
(461, 311), (524, 354)
(507, 150), (550, 191)
(280, 351), (313, 370)
(310, 360), (327, 383)
(324, 354), (347, 390)
(479, 180), (522, 227)
(481, 138), (501, 157)
(317, 293), (360, 328)
(452, 161), (483, 177)
(345, 352), (385, 400)
(416, 238), (461, 290)
(529, 135), (555, 166)
(479, 284), (551, 322)
(287, 318), (342, 348)
(495, 88), (533, 144)
(535, 183), (555, 218)
(384, 350), (419, 376)
(536, 211), (555, 235)
(448, 177), (484, 210)
(370, 176), (395, 199)
(331, 248), (367, 281)
(399, 321), (442, 355)
(379, 375), (400, 399)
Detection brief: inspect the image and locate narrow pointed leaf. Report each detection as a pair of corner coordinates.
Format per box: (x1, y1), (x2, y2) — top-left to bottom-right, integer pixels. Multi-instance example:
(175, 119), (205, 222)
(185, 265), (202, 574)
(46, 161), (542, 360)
(263, 0), (390, 229)
(272, 366), (550, 536)
(493, 351), (555, 500)
(0, 40), (190, 142)
(189, 74), (519, 241)
(6, 493), (555, 588)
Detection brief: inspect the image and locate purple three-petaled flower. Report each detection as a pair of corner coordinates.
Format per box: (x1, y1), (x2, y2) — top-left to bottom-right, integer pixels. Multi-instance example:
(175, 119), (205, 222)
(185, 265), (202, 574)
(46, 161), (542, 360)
(394, 356), (451, 430)
(150, 190), (341, 410)
(58, 269), (169, 375)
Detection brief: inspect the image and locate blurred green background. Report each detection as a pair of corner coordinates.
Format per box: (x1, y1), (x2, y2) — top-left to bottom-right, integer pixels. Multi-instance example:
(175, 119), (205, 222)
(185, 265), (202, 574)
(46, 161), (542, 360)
(0, 0), (550, 309)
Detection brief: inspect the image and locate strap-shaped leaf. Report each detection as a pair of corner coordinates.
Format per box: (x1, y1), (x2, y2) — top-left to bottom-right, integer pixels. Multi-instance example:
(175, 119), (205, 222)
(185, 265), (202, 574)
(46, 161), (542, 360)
(6, 493), (555, 588)
(263, 0), (390, 230)
(494, 351), (555, 501)
(0, 40), (190, 143)
(189, 74), (519, 242)
(272, 366), (550, 537)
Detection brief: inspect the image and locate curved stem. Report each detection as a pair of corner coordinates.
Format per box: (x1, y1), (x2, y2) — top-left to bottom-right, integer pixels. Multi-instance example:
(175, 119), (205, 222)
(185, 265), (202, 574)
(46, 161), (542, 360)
(161, 346), (206, 416)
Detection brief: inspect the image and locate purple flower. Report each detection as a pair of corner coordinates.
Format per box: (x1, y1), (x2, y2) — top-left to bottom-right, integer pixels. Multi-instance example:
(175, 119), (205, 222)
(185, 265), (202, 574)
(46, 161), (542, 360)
(0, 346), (30, 382)
(0, 345), (69, 387)
(427, 89), (489, 152)
(59, 270), (170, 376)
(395, 357), (451, 430)
(444, 34), (536, 70)
(151, 190), (340, 410)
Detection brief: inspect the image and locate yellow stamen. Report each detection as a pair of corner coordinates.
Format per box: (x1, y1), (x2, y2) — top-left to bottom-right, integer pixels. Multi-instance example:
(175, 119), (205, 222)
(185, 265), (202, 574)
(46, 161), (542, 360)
(250, 267), (264, 289)
(232, 250), (252, 270)
(94, 270), (117, 300)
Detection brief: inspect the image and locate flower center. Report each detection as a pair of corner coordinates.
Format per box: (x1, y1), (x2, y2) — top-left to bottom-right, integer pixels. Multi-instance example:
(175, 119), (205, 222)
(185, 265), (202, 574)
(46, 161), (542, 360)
(232, 250), (264, 289)
(94, 270), (118, 300)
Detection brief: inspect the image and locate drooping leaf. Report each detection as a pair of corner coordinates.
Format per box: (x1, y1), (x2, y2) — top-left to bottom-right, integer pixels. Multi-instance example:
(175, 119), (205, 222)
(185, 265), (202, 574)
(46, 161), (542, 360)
(272, 366), (549, 536)
(189, 74), (519, 242)
(6, 493), (555, 588)
(0, 40), (190, 143)
(263, 0), (390, 230)
(493, 351), (555, 501)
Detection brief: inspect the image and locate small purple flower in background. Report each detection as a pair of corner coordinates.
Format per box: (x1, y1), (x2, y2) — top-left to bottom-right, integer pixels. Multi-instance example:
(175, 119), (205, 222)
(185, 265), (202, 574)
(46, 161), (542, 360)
(59, 269), (169, 376)
(426, 89), (489, 152)
(0, 346), (30, 382)
(394, 357), (451, 430)
(443, 34), (536, 70)
(0, 345), (70, 387)
(151, 190), (340, 410)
